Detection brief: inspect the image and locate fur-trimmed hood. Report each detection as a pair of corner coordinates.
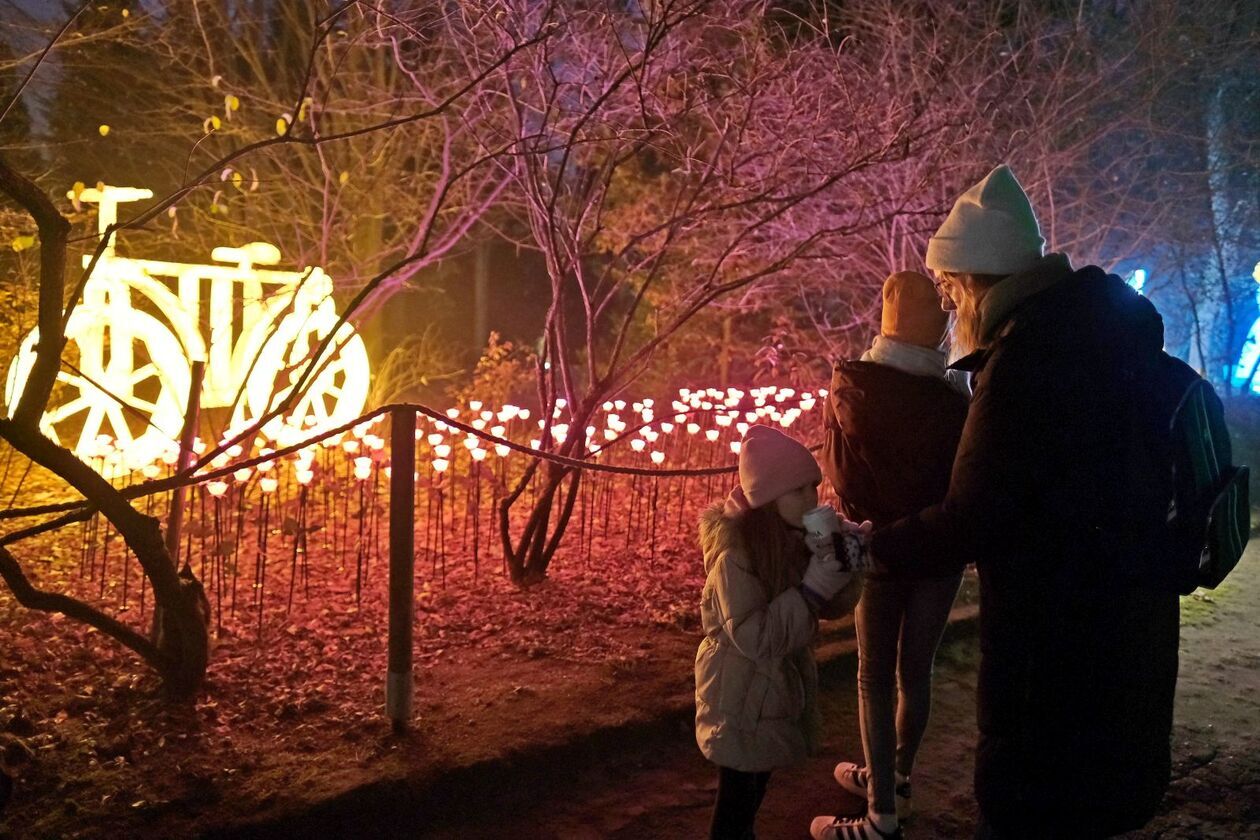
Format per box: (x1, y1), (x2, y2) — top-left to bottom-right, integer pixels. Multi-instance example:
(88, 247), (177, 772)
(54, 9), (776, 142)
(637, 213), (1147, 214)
(699, 503), (743, 575)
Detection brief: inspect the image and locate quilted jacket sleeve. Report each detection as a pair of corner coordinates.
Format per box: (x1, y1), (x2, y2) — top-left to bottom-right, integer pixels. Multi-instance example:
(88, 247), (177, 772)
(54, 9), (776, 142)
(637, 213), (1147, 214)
(708, 550), (817, 661)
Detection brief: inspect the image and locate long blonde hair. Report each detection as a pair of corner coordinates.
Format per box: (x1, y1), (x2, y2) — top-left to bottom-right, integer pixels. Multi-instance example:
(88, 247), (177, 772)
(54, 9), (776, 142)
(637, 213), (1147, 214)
(938, 271), (1007, 354)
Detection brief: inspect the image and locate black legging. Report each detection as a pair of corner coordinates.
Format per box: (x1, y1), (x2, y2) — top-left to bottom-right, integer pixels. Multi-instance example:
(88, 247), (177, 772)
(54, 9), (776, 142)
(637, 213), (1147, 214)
(709, 766), (771, 840)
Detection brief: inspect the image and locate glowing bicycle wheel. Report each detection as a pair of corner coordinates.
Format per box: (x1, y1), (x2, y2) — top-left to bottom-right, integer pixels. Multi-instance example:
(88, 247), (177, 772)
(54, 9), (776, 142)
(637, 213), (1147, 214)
(234, 307), (370, 442)
(4, 306), (190, 476)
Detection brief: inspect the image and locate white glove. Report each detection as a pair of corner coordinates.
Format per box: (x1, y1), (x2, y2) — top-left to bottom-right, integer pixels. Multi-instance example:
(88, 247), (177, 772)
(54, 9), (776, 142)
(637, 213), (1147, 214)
(801, 550), (850, 601)
(804, 530), (836, 560)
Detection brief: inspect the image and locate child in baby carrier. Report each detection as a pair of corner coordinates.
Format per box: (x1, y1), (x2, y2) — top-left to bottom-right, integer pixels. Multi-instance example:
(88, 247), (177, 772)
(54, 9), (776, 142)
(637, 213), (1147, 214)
(811, 271), (969, 840)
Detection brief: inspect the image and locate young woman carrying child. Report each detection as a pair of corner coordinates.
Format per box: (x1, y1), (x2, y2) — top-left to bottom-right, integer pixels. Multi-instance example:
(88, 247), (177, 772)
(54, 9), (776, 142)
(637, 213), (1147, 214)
(695, 425), (867, 840)
(810, 271), (970, 840)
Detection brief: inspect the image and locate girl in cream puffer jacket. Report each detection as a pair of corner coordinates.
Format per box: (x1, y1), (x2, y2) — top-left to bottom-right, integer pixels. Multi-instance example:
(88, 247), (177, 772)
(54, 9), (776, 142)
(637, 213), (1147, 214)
(696, 425), (864, 840)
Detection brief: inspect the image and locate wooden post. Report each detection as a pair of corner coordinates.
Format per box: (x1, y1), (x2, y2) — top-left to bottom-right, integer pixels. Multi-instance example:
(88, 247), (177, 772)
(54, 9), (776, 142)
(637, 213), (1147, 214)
(387, 406), (417, 730)
(152, 360), (203, 640)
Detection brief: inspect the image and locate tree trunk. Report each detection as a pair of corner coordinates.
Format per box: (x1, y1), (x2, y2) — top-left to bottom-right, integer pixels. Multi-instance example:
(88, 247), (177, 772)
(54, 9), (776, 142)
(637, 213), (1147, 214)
(501, 460), (583, 586)
(0, 154), (207, 699)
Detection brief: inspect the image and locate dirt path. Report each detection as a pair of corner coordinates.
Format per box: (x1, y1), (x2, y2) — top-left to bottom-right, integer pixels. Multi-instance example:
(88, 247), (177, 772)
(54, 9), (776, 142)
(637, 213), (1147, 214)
(420, 548), (1260, 839)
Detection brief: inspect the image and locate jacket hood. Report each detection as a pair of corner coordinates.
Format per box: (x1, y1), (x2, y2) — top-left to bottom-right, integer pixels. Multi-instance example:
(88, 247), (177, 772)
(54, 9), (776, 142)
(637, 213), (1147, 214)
(699, 503), (744, 574)
(980, 252), (1073, 341)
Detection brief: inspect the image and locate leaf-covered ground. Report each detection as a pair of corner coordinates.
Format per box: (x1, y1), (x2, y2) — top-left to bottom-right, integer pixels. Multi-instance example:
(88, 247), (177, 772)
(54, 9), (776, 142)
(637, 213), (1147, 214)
(0, 508), (725, 839)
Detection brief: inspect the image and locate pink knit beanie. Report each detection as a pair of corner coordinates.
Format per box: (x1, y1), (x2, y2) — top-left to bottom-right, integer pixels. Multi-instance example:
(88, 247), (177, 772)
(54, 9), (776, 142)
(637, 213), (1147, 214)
(724, 425), (821, 516)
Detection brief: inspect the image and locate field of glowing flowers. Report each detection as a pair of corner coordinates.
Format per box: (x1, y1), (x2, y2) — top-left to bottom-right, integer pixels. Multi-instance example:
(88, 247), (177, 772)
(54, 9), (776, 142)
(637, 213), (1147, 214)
(11, 384), (833, 647)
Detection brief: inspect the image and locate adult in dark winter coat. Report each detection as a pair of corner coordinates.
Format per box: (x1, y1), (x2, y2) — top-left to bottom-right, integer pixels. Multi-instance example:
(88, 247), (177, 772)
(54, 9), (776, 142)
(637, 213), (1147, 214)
(864, 165), (1180, 839)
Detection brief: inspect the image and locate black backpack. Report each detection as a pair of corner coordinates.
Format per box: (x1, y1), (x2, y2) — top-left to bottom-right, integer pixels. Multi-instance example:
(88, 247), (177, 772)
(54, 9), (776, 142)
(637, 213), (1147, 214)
(1134, 354), (1251, 594)
(1166, 356), (1249, 591)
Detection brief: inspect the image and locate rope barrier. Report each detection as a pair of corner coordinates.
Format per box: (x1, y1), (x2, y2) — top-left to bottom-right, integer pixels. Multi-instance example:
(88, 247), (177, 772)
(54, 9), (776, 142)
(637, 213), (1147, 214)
(2, 397), (821, 522)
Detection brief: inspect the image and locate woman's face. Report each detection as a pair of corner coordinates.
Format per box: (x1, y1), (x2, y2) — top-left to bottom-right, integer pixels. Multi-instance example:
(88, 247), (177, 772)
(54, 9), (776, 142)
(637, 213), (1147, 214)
(932, 271), (962, 312)
(774, 482), (819, 528)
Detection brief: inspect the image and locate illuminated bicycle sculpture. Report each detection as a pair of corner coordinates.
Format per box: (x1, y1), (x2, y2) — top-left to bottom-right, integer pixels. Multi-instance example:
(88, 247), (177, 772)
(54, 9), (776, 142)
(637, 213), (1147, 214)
(4, 185), (370, 476)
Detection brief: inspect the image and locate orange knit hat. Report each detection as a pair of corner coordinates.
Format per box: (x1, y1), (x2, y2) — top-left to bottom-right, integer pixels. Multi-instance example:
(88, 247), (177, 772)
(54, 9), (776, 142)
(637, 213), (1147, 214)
(880, 271), (948, 348)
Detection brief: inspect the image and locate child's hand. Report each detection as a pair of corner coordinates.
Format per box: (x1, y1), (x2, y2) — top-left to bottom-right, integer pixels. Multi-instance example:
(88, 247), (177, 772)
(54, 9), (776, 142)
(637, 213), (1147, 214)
(801, 551), (849, 601)
(804, 531), (836, 560)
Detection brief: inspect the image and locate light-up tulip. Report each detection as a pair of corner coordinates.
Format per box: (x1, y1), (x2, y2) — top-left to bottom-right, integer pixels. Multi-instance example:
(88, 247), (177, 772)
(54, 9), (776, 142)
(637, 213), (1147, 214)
(650, 451), (665, 465)
(343, 440), (360, 453)
(427, 433), (443, 446)
(472, 418), (487, 430)
(446, 408), (460, 419)
(464, 436), (479, 450)
(730, 441), (742, 454)
(469, 400), (483, 411)
(470, 448), (487, 462)
(736, 422), (750, 435)
(495, 444), (509, 458)
(705, 429), (720, 442)
(529, 439), (541, 450)
(142, 464), (161, 479)
(660, 422), (674, 433)
(435, 444), (451, 458)
(631, 439), (646, 453)
(491, 425), (505, 437)
(260, 476), (279, 493)
(207, 480), (229, 497)
(234, 467), (252, 483)
(716, 414), (732, 427)
(295, 468), (314, 485)
(518, 409), (531, 421)
(687, 423), (700, 435)
(604, 429), (617, 441)
(432, 459), (449, 473)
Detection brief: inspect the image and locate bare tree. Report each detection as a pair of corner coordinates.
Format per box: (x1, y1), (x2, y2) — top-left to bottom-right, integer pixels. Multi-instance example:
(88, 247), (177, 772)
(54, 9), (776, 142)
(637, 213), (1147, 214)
(0, 1), (552, 695)
(453, 0), (946, 583)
